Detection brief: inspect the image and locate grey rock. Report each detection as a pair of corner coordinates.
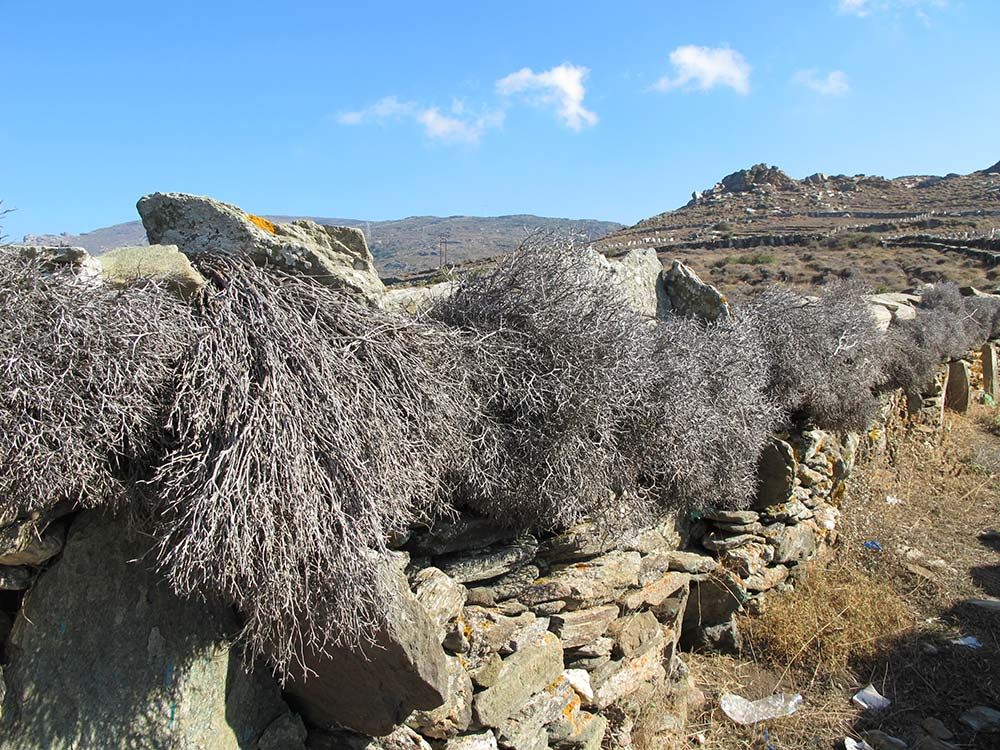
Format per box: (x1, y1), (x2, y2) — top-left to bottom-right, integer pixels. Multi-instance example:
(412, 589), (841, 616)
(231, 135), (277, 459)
(441, 731), (499, 750)
(682, 571), (746, 629)
(687, 620), (742, 654)
(407, 655), (473, 739)
(550, 711), (607, 750)
(505, 617), (551, 654)
(497, 676), (575, 750)
(0, 512), (290, 750)
(702, 532), (763, 553)
(621, 515), (683, 555)
(257, 713), (308, 750)
(862, 730), (908, 750)
(921, 717), (954, 741)
(520, 552), (641, 609)
(7, 245), (102, 279)
(285, 562), (449, 736)
(959, 705), (1000, 732)
(137, 192), (385, 301)
(0, 520), (65, 567)
(408, 516), (517, 557)
(97, 244), (206, 298)
(621, 571), (689, 611)
(470, 653), (504, 689)
(539, 520), (617, 563)
(472, 632), (564, 728)
(607, 612), (661, 658)
(0, 566), (33, 591)
(435, 539), (538, 584)
(767, 521), (818, 564)
(548, 605), (619, 649)
(412, 567), (467, 643)
(530, 600), (566, 615)
(468, 565), (540, 604)
(662, 260), (730, 322)
(645, 550), (717, 575)
(983, 343), (998, 402)
(758, 500), (811, 524)
(945, 360), (972, 413)
(702, 509), (758, 525)
(382, 281), (457, 315)
(743, 565), (790, 592)
(590, 635), (667, 709)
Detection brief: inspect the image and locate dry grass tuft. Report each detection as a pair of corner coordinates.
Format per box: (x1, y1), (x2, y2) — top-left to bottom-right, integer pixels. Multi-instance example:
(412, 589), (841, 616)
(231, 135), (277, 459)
(742, 562), (914, 680)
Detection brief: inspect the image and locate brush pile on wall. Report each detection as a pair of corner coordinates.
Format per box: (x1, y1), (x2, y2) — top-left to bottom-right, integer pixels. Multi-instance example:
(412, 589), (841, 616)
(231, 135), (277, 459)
(0, 193), (998, 750)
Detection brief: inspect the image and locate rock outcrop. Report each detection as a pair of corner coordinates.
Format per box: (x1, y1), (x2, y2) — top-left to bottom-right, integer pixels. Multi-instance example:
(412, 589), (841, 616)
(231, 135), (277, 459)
(0, 512), (299, 750)
(662, 260), (730, 322)
(136, 193), (385, 301)
(98, 244), (206, 297)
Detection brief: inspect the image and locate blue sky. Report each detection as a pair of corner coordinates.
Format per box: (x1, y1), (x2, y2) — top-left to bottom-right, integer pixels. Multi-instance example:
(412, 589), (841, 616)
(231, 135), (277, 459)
(2, 0), (998, 240)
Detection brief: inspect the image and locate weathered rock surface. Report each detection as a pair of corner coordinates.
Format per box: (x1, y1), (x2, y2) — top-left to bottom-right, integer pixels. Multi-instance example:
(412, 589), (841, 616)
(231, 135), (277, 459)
(137, 192), (385, 300)
(412, 567), (467, 643)
(436, 539), (538, 584)
(285, 561), (449, 736)
(548, 605), (619, 649)
(472, 632), (564, 728)
(406, 655), (473, 739)
(382, 280), (457, 315)
(0, 512), (292, 750)
(98, 244), (206, 297)
(520, 552), (641, 609)
(983, 343), (998, 402)
(662, 260), (730, 322)
(596, 248), (668, 320)
(945, 359), (971, 413)
(0, 520), (65, 567)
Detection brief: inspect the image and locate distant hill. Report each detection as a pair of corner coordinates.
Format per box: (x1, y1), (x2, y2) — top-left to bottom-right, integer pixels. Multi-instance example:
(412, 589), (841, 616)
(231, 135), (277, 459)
(24, 214), (624, 277)
(593, 161), (1000, 294)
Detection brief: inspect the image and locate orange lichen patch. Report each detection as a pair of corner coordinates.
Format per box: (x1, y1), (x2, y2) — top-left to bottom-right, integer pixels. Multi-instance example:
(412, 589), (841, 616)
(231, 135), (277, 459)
(246, 213), (278, 235)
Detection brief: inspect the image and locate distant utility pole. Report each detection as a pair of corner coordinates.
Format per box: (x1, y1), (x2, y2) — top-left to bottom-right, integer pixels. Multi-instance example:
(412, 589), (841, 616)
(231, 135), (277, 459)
(438, 240), (458, 268)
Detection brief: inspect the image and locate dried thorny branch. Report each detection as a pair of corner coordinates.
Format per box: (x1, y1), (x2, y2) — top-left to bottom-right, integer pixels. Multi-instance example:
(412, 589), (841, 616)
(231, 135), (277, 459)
(152, 254), (480, 678)
(0, 249), (194, 518)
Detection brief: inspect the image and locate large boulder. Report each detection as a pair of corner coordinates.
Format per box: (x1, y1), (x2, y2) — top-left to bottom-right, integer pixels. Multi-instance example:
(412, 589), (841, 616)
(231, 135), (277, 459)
(284, 563), (450, 736)
(0, 512), (296, 750)
(662, 260), (730, 322)
(597, 248), (668, 320)
(136, 192), (385, 301)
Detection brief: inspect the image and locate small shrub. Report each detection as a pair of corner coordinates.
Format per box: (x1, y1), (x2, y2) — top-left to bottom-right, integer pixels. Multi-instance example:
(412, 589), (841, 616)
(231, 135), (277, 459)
(154, 255), (479, 676)
(736, 281), (886, 431)
(732, 251), (775, 266)
(0, 250), (193, 517)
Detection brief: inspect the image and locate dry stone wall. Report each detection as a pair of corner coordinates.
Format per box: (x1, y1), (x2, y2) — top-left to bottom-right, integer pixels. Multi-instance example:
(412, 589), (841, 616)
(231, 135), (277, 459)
(1, 204), (997, 750)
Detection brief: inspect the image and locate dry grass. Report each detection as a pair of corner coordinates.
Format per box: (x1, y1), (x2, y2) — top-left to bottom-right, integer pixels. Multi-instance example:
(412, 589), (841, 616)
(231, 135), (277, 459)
(742, 563), (914, 681)
(687, 405), (1000, 749)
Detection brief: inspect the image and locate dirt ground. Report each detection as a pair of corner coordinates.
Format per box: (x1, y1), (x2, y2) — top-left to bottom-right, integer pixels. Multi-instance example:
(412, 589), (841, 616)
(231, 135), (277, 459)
(683, 405), (1000, 750)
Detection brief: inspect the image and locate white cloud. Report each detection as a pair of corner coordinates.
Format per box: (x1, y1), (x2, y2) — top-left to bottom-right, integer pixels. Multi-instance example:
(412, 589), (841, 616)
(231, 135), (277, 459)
(337, 96), (501, 144)
(337, 95), (414, 125)
(653, 45), (751, 95)
(496, 64), (598, 130)
(417, 107), (504, 143)
(794, 69), (850, 96)
(837, 0), (948, 18)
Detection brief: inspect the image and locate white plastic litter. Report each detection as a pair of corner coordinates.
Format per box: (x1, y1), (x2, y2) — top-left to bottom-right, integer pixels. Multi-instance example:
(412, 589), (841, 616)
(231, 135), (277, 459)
(885, 495), (903, 505)
(844, 739), (875, 750)
(720, 692), (803, 724)
(852, 684), (891, 711)
(951, 635), (983, 648)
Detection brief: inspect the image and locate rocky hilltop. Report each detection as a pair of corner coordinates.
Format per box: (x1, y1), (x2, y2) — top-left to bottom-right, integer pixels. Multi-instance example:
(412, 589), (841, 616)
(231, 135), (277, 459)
(596, 161), (1000, 294)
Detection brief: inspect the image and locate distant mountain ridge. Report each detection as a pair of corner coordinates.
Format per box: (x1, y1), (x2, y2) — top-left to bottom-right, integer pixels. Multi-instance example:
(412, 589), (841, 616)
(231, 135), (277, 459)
(24, 213), (624, 276)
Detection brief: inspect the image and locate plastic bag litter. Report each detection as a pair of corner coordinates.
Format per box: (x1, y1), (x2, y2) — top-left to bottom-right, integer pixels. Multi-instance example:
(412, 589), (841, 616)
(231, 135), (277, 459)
(951, 635), (983, 648)
(720, 693), (803, 724)
(885, 495), (903, 505)
(863, 540), (883, 552)
(844, 739), (875, 750)
(852, 684), (890, 711)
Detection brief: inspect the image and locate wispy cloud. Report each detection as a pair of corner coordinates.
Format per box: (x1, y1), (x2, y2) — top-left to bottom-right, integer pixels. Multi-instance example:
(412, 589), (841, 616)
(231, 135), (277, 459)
(653, 45), (751, 95)
(794, 69), (850, 96)
(836, 0), (948, 18)
(496, 64), (598, 130)
(337, 96), (502, 144)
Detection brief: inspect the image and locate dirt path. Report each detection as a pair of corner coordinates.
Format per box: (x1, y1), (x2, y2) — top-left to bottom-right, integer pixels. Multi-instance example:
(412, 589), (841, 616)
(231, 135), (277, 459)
(683, 406), (1000, 750)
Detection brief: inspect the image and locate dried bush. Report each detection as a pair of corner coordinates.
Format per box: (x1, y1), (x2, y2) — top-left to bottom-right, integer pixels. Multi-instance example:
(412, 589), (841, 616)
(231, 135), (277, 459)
(153, 255), (479, 677)
(635, 314), (781, 509)
(882, 283), (996, 396)
(736, 282), (886, 432)
(429, 244), (663, 530)
(0, 250), (193, 517)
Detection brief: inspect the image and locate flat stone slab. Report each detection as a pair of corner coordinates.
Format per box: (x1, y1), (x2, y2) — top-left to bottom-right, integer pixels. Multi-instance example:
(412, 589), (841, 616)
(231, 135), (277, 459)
(548, 605), (619, 649)
(472, 632), (564, 728)
(436, 539), (538, 584)
(519, 552), (642, 609)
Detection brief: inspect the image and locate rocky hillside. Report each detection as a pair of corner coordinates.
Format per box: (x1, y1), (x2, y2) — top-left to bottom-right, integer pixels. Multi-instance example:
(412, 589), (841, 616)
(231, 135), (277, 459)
(595, 161), (1000, 294)
(24, 214), (623, 278)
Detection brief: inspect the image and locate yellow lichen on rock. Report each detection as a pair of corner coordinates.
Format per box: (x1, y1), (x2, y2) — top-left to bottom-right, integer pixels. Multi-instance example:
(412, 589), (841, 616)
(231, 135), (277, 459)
(246, 213), (278, 235)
